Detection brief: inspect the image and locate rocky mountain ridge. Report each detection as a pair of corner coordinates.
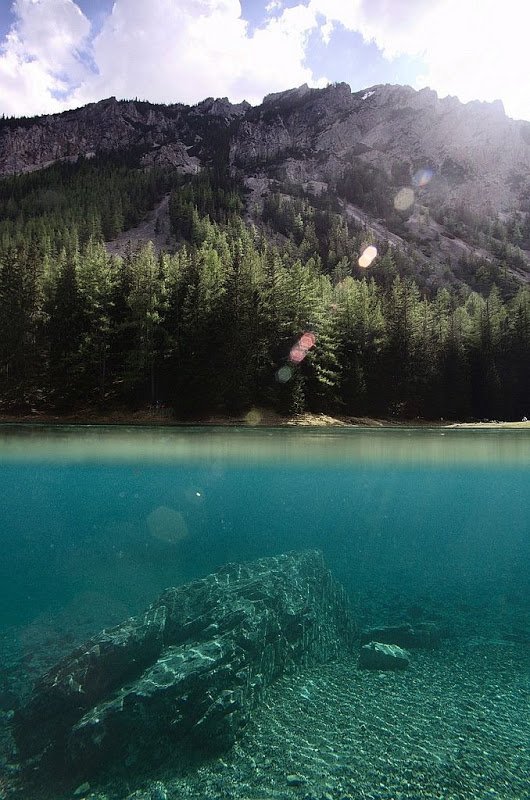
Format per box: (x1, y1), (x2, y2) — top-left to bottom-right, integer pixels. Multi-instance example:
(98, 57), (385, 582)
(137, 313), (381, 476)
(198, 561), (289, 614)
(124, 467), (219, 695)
(2, 82), (530, 281)
(2, 82), (529, 209)
(236, 82), (530, 211)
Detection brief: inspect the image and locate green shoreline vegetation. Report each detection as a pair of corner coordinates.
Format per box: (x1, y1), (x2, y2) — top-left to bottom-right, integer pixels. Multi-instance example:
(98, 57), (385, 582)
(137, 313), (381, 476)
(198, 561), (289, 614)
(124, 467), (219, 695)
(1, 156), (528, 423)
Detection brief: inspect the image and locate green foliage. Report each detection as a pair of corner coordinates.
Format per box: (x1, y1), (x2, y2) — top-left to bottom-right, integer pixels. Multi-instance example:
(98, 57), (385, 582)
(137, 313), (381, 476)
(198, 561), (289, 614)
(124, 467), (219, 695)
(336, 159), (409, 233)
(262, 192), (362, 273)
(1, 157), (529, 421)
(0, 154), (172, 249)
(169, 171), (243, 244)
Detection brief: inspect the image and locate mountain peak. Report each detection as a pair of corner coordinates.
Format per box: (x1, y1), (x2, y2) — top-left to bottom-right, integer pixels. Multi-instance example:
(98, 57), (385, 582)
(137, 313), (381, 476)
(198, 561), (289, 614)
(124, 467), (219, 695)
(0, 81), (528, 225)
(262, 83), (314, 105)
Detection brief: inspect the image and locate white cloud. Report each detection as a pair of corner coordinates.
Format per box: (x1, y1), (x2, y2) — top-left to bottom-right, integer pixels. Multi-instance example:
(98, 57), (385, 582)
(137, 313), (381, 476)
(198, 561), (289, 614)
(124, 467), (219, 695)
(1, 0), (528, 121)
(320, 19), (334, 45)
(0, 0), (91, 116)
(0, 0), (326, 115)
(227, 2), (325, 102)
(309, 0), (530, 120)
(77, 0), (323, 106)
(12, 0), (90, 76)
(72, 0), (250, 105)
(410, 0), (530, 121)
(265, 0), (283, 12)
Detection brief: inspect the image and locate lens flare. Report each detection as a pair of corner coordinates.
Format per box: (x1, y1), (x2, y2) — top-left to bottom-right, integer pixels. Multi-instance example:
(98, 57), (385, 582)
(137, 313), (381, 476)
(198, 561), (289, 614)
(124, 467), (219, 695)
(358, 244), (378, 268)
(289, 346), (306, 364)
(299, 332), (317, 350)
(147, 506), (189, 543)
(276, 365), (293, 383)
(412, 168), (433, 188)
(244, 408), (262, 425)
(288, 331), (317, 364)
(184, 487), (204, 504)
(394, 187), (415, 211)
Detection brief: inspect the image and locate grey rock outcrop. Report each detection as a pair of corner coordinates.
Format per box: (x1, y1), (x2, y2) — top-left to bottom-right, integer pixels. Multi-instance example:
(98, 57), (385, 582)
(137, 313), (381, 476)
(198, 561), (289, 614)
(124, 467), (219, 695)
(2, 82), (529, 281)
(13, 550), (356, 775)
(2, 82), (529, 220)
(229, 82), (530, 217)
(358, 642), (410, 670)
(140, 142), (200, 173)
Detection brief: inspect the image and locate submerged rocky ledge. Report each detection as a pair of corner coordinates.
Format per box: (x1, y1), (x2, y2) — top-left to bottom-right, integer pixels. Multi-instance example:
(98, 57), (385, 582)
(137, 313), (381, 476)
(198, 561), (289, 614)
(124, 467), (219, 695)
(13, 550), (357, 776)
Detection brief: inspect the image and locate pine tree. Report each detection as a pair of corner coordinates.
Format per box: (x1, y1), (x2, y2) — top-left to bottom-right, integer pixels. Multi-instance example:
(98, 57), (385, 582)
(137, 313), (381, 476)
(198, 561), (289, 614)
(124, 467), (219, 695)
(175, 235), (228, 413)
(219, 228), (264, 412)
(437, 296), (472, 420)
(0, 246), (27, 389)
(505, 287), (530, 418)
(77, 239), (117, 400)
(304, 276), (340, 411)
(474, 286), (507, 418)
(333, 277), (385, 414)
(44, 251), (87, 406)
(125, 242), (166, 404)
(381, 276), (421, 416)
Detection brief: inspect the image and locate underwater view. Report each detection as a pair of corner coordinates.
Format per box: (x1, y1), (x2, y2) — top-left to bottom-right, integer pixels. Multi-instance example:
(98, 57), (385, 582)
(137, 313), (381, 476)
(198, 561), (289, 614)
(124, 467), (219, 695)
(0, 425), (529, 800)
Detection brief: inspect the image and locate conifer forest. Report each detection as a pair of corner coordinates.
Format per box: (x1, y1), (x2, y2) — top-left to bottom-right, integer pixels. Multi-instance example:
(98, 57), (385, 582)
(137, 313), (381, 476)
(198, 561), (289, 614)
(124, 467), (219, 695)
(0, 153), (528, 421)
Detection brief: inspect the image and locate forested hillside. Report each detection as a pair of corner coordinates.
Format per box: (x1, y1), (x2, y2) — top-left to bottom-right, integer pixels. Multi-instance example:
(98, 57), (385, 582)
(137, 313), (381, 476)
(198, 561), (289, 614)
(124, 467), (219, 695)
(0, 153), (528, 421)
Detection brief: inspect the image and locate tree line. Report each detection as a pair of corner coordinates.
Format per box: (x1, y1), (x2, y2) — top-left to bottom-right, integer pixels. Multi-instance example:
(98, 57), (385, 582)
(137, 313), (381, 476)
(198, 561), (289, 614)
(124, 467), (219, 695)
(0, 157), (528, 420)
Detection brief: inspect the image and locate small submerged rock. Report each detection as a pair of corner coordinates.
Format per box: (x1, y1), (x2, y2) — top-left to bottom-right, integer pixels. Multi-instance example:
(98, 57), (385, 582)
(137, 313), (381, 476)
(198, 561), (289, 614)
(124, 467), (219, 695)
(125, 783), (167, 800)
(360, 622), (442, 649)
(358, 641), (410, 670)
(286, 773), (305, 786)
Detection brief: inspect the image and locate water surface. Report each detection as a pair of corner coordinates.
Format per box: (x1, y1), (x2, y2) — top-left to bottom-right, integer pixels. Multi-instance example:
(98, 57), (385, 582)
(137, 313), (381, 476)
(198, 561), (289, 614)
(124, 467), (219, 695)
(1, 425), (529, 799)
(1, 425), (528, 633)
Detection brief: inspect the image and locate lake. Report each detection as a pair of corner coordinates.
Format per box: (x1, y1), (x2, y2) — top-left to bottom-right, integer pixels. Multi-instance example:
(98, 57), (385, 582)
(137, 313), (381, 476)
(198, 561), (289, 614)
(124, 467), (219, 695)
(0, 425), (529, 800)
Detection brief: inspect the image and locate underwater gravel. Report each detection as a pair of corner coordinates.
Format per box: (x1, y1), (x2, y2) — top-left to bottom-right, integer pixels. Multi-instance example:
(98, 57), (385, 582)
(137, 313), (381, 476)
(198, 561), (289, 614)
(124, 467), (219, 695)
(1, 642), (528, 800)
(110, 641), (529, 800)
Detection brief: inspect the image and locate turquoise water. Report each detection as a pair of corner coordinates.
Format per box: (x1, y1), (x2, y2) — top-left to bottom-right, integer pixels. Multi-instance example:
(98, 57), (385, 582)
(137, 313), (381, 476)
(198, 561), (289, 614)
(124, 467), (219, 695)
(0, 425), (529, 799)
(1, 425), (528, 632)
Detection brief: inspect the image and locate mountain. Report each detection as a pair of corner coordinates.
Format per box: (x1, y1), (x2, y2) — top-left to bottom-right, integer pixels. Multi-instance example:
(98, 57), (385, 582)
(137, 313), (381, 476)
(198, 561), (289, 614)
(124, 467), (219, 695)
(2, 82), (529, 215)
(1, 83), (529, 421)
(233, 82), (528, 215)
(2, 82), (530, 287)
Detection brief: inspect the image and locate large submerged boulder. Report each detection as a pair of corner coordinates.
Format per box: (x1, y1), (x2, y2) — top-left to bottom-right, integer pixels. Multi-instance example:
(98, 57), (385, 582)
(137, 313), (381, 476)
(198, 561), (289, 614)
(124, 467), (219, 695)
(13, 550), (356, 775)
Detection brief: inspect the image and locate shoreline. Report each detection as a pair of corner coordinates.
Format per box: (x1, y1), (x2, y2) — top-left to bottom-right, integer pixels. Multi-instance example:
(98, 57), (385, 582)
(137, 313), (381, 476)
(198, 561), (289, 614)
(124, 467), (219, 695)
(0, 408), (529, 429)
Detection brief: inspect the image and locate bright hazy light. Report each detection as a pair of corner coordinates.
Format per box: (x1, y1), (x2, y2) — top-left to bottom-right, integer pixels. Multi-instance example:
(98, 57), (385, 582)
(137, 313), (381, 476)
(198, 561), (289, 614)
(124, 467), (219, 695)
(146, 506), (188, 543)
(394, 187), (415, 211)
(276, 365), (293, 383)
(358, 245), (378, 268)
(244, 408), (263, 425)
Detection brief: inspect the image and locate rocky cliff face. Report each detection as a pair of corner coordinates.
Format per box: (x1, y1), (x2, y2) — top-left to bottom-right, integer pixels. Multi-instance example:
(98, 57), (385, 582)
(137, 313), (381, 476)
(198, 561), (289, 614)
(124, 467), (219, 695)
(2, 82), (530, 244)
(0, 94), (247, 176)
(230, 82), (530, 217)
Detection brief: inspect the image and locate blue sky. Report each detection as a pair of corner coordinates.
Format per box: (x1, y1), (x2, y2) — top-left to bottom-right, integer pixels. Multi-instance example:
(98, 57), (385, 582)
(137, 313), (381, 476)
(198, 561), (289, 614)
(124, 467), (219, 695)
(0, 0), (528, 120)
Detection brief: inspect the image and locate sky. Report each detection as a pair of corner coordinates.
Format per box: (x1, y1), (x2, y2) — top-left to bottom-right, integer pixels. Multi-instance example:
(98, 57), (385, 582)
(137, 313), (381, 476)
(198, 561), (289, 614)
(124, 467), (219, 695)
(0, 0), (529, 120)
